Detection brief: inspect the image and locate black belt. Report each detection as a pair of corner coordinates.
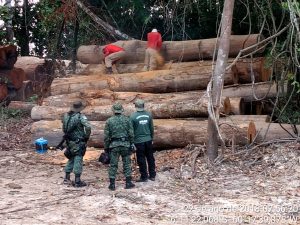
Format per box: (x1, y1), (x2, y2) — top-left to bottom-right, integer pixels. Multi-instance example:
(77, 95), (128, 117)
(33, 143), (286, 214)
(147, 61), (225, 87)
(111, 137), (129, 142)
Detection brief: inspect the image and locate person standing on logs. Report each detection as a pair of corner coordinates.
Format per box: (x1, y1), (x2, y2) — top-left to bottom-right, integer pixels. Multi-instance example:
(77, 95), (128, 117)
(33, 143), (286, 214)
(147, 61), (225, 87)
(104, 102), (135, 190)
(102, 44), (125, 74)
(143, 28), (163, 71)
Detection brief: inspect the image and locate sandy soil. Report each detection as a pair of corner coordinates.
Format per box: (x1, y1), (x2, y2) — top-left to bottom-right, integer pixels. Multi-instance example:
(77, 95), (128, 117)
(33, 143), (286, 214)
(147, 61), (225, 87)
(0, 115), (300, 225)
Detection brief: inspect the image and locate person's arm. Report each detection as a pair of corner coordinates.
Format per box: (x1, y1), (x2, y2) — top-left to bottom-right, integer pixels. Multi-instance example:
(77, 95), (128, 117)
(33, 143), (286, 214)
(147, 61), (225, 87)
(157, 34), (162, 50)
(80, 114), (91, 140)
(149, 113), (154, 140)
(128, 118), (134, 145)
(104, 121), (110, 150)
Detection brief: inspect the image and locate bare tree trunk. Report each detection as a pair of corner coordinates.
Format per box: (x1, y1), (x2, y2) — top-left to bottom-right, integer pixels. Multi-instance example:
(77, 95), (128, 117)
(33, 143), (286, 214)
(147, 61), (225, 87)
(207, 0), (235, 161)
(4, 0), (14, 42)
(75, 0), (133, 40)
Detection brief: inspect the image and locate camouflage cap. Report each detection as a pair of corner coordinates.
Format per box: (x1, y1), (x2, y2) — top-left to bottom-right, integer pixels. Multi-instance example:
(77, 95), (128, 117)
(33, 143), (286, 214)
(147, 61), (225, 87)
(112, 102), (124, 113)
(134, 99), (145, 112)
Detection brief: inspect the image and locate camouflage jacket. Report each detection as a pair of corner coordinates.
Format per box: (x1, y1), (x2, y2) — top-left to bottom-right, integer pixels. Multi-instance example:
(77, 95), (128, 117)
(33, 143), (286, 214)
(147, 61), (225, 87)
(104, 114), (134, 149)
(62, 112), (91, 142)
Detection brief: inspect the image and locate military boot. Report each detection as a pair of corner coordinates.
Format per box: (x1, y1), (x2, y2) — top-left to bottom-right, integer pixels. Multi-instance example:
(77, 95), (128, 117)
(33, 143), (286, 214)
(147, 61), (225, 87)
(106, 67), (113, 74)
(63, 172), (71, 184)
(108, 178), (116, 191)
(74, 175), (87, 187)
(125, 176), (135, 189)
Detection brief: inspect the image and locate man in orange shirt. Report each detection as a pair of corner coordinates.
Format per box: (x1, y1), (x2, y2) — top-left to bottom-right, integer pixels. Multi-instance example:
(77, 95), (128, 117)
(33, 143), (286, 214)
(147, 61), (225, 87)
(102, 44), (125, 74)
(143, 28), (163, 71)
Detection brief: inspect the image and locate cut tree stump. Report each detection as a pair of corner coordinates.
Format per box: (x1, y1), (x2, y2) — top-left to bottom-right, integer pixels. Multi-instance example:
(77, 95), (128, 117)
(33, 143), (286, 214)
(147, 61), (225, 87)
(0, 45), (18, 69)
(31, 97), (231, 121)
(77, 34), (264, 64)
(31, 117), (257, 149)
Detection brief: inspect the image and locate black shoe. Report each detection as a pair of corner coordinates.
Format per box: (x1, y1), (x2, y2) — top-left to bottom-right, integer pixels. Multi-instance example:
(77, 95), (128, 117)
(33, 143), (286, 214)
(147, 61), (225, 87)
(74, 175), (87, 188)
(149, 177), (155, 181)
(63, 173), (71, 184)
(106, 67), (113, 74)
(108, 178), (116, 191)
(136, 177), (148, 182)
(125, 177), (135, 189)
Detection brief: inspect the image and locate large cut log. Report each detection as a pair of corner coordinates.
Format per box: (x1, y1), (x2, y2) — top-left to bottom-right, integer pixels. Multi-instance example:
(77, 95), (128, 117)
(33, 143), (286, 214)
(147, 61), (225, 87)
(15, 57), (56, 98)
(31, 118), (252, 149)
(77, 34), (263, 64)
(31, 97), (231, 121)
(45, 82), (277, 108)
(0, 68), (26, 90)
(81, 57), (271, 82)
(0, 45), (18, 69)
(50, 67), (238, 95)
(248, 121), (300, 143)
(0, 83), (8, 102)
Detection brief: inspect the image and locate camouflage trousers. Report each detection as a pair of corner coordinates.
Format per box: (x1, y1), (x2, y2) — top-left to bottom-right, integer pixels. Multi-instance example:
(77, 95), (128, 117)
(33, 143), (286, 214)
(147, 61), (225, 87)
(109, 146), (132, 179)
(64, 141), (84, 175)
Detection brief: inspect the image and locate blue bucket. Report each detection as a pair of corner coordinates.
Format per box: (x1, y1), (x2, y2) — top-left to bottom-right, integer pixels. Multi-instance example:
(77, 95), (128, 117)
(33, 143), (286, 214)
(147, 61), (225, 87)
(35, 137), (48, 154)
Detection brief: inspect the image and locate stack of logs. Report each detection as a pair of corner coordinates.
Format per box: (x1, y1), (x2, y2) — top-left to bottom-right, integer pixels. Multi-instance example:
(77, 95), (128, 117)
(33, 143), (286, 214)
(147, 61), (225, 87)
(30, 34), (294, 149)
(0, 44), (56, 108)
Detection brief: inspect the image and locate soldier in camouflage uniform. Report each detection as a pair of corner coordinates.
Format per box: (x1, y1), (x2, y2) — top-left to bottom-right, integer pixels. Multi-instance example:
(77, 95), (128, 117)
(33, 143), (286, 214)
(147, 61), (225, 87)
(62, 101), (91, 187)
(104, 102), (135, 190)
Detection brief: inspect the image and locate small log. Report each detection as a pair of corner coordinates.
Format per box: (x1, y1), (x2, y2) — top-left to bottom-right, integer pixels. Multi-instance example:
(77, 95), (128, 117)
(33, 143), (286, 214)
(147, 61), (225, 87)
(0, 83), (8, 102)
(31, 118), (252, 149)
(0, 45), (18, 69)
(7, 101), (36, 112)
(31, 97), (231, 121)
(77, 34), (264, 64)
(0, 68), (26, 89)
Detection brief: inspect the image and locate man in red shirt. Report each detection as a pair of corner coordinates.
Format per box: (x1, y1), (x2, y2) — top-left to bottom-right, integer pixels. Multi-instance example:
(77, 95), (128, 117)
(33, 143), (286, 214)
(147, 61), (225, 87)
(102, 44), (125, 74)
(143, 28), (162, 71)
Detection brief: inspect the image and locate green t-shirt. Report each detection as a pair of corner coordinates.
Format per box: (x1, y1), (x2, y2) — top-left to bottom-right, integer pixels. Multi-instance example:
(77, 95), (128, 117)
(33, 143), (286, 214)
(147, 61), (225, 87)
(130, 111), (154, 144)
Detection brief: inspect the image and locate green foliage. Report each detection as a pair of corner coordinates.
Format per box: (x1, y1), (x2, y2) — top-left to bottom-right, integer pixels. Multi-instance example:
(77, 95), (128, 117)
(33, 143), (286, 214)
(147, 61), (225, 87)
(26, 95), (38, 103)
(0, 107), (27, 120)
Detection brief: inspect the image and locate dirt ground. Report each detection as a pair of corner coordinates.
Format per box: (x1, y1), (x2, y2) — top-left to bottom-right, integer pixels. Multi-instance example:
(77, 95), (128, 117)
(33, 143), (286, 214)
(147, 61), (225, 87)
(0, 114), (300, 225)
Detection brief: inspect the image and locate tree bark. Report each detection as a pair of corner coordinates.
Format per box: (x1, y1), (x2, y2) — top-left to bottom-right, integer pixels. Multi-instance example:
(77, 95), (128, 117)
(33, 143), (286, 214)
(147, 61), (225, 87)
(50, 67), (237, 95)
(77, 34), (263, 64)
(44, 82), (277, 108)
(31, 118), (252, 149)
(0, 45), (18, 69)
(31, 97), (231, 121)
(0, 83), (8, 102)
(207, 0), (235, 161)
(0, 68), (26, 90)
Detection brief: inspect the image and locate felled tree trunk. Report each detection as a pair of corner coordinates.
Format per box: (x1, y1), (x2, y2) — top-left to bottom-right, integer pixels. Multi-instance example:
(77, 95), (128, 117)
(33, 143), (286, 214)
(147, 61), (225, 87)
(8, 101), (36, 112)
(0, 68), (26, 89)
(50, 67), (237, 95)
(31, 97), (231, 121)
(31, 118), (252, 149)
(81, 57), (271, 83)
(45, 82), (277, 108)
(77, 34), (263, 64)
(248, 121), (300, 143)
(0, 45), (17, 69)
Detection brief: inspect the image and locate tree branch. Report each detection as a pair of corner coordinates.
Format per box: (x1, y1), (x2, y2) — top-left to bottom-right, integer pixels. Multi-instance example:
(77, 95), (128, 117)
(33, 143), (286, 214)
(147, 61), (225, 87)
(75, 0), (133, 40)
